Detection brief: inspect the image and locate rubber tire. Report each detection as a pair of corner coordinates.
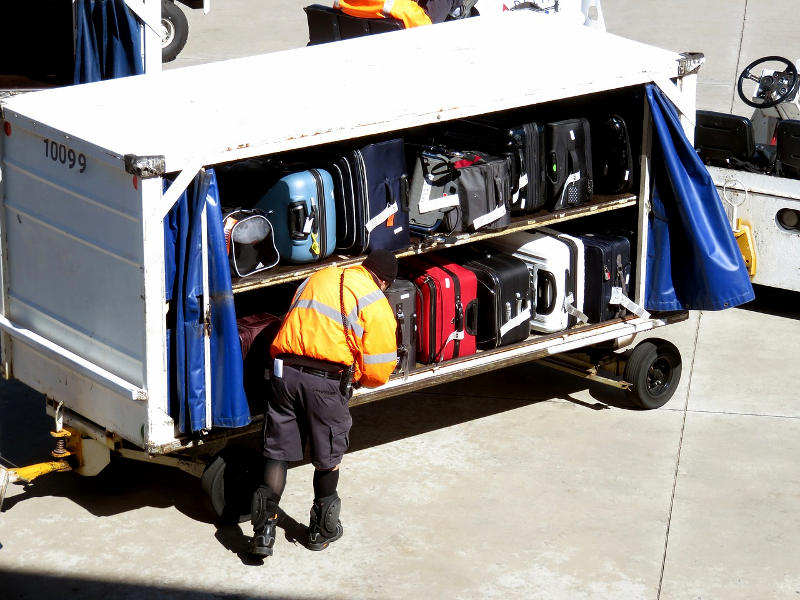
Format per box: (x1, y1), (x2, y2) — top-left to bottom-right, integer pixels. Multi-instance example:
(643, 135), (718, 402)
(624, 339), (682, 410)
(161, 0), (189, 63)
(200, 445), (263, 524)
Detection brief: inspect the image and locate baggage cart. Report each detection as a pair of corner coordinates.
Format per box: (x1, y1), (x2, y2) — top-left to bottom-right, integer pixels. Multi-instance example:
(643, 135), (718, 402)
(0, 12), (721, 514)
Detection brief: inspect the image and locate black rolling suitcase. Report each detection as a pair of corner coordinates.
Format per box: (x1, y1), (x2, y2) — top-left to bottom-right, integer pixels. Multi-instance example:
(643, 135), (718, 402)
(591, 114), (634, 195)
(461, 250), (533, 349)
(438, 119), (546, 214)
(385, 279), (417, 375)
(579, 233), (632, 323)
(544, 118), (593, 211)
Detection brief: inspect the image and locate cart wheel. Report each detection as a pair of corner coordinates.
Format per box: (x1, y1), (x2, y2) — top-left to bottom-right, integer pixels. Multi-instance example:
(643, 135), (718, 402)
(161, 0), (189, 63)
(200, 445), (262, 524)
(624, 339), (682, 410)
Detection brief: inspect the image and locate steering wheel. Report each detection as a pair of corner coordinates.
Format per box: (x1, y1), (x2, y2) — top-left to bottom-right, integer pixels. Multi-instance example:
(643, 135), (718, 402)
(737, 55), (799, 109)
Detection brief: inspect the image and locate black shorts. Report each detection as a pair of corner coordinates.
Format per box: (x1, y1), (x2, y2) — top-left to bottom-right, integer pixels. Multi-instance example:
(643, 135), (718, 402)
(263, 364), (352, 470)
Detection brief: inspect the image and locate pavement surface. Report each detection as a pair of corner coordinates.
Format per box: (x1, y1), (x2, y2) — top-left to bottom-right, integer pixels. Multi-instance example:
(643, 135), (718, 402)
(2, 1), (800, 599)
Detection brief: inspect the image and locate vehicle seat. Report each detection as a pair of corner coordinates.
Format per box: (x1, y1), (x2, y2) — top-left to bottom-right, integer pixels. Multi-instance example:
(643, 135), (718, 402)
(694, 110), (763, 169)
(774, 119), (800, 179)
(304, 4), (404, 46)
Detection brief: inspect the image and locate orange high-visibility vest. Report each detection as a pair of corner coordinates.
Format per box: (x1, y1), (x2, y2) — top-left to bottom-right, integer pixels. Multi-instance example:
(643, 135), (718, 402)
(271, 265), (398, 388)
(333, 0), (433, 29)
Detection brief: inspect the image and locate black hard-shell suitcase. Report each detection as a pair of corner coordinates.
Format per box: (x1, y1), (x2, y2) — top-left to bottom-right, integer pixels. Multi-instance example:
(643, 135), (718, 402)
(544, 118), (593, 211)
(591, 114), (633, 195)
(439, 119), (546, 214)
(385, 279), (417, 375)
(461, 250), (533, 349)
(579, 233), (632, 323)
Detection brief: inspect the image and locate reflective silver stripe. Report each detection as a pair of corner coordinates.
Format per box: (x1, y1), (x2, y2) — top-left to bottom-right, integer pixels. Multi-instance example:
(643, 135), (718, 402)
(382, 0), (394, 17)
(364, 351), (397, 365)
(288, 277), (310, 312)
(357, 289), (386, 313)
(295, 298), (366, 338)
(295, 298), (345, 326)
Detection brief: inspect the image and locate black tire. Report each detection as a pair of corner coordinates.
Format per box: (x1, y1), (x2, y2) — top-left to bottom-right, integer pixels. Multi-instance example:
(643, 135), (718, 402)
(624, 339), (682, 410)
(200, 445), (263, 524)
(161, 0), (189, 63)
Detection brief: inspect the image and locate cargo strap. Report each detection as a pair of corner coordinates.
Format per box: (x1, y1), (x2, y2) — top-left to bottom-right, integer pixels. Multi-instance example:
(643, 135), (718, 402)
(499, 306), (532, 338)
(610, 287), (650, 319)
(564, 293), (589, 324)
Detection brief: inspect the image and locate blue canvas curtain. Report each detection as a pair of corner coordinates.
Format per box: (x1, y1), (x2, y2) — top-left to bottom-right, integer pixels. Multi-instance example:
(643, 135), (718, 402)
(164, 170), (251, 433)
(74, 0), (144, 84)
(644, 84), (755, 311)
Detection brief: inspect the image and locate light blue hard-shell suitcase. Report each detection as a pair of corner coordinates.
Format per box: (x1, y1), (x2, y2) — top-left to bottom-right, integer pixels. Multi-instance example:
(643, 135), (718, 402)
(255, 168), (337, 264)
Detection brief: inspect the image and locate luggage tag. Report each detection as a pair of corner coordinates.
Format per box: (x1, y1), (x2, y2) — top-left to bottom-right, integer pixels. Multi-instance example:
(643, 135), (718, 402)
(563, 293), (589, 325)
(273, 358), (284, 379)
(609, 287), (650, 319)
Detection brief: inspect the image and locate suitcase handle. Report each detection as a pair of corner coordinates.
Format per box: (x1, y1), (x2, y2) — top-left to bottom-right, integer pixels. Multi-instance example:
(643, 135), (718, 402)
(288, 201), (310, 241)
(536, 271), (557, 315)
(465, 298), (478, 336)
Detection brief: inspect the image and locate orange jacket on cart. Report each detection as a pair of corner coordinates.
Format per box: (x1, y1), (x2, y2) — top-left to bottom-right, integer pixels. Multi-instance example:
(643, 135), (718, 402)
(271, 265), (398, 387)
(333, 0), (433, 28)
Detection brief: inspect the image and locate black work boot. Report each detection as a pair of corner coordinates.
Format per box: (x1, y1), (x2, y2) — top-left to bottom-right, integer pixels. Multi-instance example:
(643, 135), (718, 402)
(250, 485), (280, 558)
(250, 514), (278, 558)
(307, 493), (344, 551)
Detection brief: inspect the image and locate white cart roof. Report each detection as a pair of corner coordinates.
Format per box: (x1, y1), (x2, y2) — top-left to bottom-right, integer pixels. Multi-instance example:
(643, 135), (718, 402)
(2, 11), (681, 173)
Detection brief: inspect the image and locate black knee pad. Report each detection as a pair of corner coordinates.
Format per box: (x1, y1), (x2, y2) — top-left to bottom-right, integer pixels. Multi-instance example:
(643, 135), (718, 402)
(313, 493), (341, 537)
(251, 485), (280, 530)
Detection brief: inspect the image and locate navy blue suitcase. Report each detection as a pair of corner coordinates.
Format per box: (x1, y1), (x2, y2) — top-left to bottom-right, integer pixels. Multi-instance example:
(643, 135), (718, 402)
(255, 168), (337, 264)
(579, 233), (632, 323)
(350, 138), (410, 252)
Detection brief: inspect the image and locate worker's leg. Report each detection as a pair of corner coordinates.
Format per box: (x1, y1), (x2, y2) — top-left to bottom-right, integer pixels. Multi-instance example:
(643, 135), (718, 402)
(250, 368), (304, 558)
(305, 375), (350, 550)
(308, 465), (344, 551)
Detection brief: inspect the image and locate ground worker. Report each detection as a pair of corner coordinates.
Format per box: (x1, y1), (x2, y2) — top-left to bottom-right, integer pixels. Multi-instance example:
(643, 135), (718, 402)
(249, 249), (399, 557)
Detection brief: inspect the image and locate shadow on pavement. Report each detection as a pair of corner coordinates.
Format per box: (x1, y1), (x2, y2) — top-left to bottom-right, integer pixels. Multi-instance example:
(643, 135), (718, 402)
(739, 284), (800, 320)
(0, 568), (319, 600)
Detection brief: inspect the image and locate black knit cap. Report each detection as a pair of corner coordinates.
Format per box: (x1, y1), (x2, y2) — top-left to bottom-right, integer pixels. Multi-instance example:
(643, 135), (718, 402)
(362, 249), (398, 285)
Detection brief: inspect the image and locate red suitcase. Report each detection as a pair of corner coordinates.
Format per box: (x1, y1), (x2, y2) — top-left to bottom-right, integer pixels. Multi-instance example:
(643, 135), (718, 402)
(402, 255), (478, 364)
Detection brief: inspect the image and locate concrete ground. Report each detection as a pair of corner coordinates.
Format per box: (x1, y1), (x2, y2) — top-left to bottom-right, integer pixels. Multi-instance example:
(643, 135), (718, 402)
(2, 1), (800, 598)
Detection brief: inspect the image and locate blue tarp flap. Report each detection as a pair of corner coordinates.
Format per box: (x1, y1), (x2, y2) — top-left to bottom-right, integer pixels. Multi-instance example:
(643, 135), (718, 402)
(164, 171), (250, 433)
(74, 0), (144, 84)
(645, 84), (755, 311)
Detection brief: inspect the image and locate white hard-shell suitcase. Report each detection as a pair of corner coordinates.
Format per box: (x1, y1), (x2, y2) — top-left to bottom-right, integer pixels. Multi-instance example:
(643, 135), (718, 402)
(486, 230), (584, 333)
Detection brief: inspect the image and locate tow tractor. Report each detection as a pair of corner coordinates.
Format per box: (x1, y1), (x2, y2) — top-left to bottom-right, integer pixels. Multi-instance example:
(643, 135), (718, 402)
(695, 55), (800, 292)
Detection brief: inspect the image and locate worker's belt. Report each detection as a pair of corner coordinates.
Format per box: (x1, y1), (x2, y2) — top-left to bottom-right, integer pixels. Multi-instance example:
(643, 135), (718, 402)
(277, 354), (347, 380)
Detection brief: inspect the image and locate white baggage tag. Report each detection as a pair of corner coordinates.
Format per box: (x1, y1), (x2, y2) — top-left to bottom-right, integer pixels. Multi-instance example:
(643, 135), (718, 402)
(303, 218), (314, 234)
(609, 287), (650, 319)
(564, 293), (589, 324)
